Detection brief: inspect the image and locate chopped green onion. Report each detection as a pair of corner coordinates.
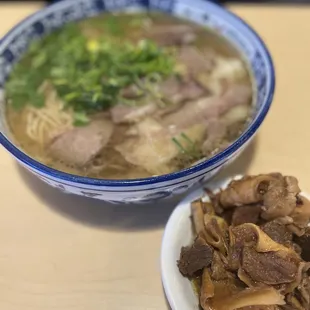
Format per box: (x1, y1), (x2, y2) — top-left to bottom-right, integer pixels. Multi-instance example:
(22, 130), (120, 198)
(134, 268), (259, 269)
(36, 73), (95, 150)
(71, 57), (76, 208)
(73, 111), (90, 126)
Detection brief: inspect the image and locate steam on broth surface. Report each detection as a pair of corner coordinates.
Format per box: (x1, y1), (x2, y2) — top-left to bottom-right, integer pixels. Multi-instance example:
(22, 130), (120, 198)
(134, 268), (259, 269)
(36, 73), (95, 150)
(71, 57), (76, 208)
(5, 12), (253, 179)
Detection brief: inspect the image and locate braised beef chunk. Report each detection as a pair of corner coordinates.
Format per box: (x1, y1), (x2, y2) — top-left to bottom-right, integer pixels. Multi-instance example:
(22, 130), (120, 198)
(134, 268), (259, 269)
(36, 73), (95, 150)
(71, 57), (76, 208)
(177, 235), (213, 277)
(261, 221), (293, 246)
(232, 205), (261, 226)
(179, 173), (310, 310)
(294, 233), (310, 261)
(242, 247), (299, 285)
(229, 224), (259, 271)
(221, 209), (234, 226)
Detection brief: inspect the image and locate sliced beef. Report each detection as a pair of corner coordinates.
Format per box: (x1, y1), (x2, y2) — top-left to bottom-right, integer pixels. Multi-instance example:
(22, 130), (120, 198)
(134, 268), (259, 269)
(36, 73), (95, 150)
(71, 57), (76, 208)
(49, 119), (114, 167)
(110, 102), (158, 124)
(261, 221), (293, 246)
(160, 76), (205, 104)
(220, 84), (252, 112)
(154, 102), (185, 118)
(177, 235), (213, 277)
(201, 118), (228, 156)
(115, 118), (206, 175)
(177, 46), (215, 77)
(180, 80), (206, 101)
(146, 24), (197, 46)
(202, 101), (250, 156)
(114, 118), (178, 175)
(232, 205), (262, 226)
(161, 84), (252, 130)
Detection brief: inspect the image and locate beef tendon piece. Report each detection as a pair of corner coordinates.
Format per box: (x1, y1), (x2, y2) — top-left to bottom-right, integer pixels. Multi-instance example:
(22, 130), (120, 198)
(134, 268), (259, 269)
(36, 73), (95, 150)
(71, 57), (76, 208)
(218, 174), (275, 208)
(177, 235), (213, 277)
(191, 200), (205, 235)
(209, 287), (285, 310)
(191, 199), (216, 235)
(200, 267), (215, 307)
(201, 277), (245, 310)
(286, 290), (310, 310)
(204, 214), (228, 255)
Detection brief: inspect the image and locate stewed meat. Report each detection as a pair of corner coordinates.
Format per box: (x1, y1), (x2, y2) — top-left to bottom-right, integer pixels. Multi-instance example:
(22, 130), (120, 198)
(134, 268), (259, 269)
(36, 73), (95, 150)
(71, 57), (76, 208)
(178, 235), (213, 277)
(178, 173), (310, 310)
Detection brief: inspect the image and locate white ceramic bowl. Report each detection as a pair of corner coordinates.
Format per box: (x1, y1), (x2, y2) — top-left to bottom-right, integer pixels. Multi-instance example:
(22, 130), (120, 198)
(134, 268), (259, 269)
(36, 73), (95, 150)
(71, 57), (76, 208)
(0, 0), (275, 203)
(161, 175), (310, 310)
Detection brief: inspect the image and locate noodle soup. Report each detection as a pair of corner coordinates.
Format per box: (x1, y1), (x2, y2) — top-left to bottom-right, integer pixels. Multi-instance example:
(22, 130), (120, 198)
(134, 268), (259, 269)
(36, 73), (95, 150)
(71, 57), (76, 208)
(5, 12), (253, 180)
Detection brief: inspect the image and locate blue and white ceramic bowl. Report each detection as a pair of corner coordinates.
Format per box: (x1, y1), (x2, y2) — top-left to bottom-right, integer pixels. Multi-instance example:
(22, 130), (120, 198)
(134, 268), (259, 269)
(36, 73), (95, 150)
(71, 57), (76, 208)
(0, 0), (275, 204)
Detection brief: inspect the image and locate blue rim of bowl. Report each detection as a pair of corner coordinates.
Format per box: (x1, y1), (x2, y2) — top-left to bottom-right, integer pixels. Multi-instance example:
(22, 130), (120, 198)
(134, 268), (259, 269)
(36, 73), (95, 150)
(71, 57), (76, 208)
(0, 0), (275, 187)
